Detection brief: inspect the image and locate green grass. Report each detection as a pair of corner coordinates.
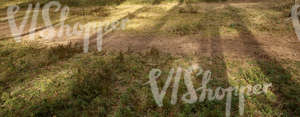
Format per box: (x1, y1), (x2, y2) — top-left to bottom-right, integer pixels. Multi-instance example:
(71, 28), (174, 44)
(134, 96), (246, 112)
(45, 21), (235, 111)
(0, 39), (299, 116)
(0, 0), (299, 116)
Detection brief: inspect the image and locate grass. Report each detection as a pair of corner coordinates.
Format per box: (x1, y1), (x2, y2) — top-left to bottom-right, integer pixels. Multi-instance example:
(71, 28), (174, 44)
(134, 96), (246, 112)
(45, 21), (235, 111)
(0, 0), (300, 116)
(0, 40), (299, 116)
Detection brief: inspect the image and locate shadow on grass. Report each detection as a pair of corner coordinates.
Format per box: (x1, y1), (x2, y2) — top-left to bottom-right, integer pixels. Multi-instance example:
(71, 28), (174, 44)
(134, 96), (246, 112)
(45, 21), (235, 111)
(191, 7), (240, 116)
(228, 5), (300, 115)
(85, 3), (182, 51)
(1, 1), (299, 116)
(28, 56), (119, 116)
(0, 47), (177, 116)
(0, 42), (82, 92)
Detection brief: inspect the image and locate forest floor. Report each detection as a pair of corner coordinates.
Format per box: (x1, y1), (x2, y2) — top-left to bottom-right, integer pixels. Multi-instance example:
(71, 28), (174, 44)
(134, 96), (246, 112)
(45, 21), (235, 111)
(0, 0), (299, 116)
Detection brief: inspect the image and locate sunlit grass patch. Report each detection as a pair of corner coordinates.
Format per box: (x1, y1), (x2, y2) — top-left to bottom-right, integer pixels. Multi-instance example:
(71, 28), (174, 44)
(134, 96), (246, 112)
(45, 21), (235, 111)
(228, 2), (294, 36)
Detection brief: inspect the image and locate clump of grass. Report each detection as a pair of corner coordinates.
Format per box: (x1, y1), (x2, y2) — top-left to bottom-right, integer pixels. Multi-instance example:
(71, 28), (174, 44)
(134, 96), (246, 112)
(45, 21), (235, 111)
(237, 66), (269, 84)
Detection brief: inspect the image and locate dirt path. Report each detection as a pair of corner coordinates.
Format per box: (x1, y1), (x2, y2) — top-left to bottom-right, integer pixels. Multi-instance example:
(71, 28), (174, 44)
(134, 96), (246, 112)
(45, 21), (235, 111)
(90, 31), (299, 61)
